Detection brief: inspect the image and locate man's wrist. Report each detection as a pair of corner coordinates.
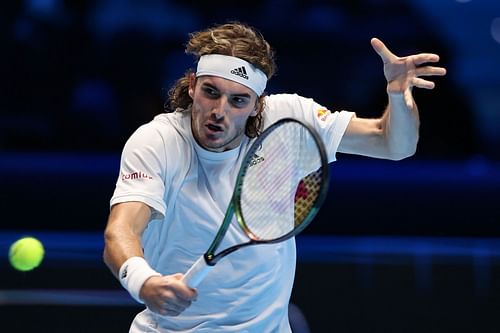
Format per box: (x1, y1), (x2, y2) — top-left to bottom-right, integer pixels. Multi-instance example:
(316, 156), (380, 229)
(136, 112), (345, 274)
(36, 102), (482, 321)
(119, 256), (161, 304)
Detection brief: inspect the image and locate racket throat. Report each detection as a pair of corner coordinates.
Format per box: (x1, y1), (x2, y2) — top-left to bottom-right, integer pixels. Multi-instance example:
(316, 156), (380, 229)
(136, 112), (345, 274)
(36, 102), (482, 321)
(204, 253), (217, 266)
(211, 241), (257, 264)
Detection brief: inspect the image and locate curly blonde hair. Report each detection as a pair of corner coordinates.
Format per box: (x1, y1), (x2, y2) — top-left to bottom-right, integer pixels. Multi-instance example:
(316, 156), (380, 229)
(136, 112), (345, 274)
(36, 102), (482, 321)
(165, 22), (276, 138)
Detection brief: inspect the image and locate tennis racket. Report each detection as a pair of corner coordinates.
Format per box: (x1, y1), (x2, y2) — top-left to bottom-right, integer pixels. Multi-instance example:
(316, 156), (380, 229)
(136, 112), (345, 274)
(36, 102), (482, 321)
(182, 118), (330, 288)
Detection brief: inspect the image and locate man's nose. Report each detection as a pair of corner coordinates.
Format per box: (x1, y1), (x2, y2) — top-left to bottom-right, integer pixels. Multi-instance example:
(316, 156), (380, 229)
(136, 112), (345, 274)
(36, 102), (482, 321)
(211, 97), (230, 120)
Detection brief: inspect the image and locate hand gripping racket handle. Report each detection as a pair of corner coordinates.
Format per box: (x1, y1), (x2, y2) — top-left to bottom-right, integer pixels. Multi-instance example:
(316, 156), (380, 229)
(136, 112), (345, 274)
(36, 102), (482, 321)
(182, 255), (214, 288)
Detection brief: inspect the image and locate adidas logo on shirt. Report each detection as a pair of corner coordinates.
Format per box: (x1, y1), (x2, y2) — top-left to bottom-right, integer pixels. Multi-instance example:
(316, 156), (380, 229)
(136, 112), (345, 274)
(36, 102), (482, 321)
(230, 66), (249, 80)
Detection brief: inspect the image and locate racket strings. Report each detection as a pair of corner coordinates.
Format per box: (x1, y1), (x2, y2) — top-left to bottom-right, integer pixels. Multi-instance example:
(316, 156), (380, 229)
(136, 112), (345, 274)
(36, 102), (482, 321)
(294, 170), (323, 225)
(242, 135), (297, 239)
(239, 122), (325, 240)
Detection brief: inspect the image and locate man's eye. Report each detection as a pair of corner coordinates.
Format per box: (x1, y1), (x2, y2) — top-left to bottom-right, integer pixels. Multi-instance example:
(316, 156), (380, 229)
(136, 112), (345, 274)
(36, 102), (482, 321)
(203, 88), (218, 97)
(232, 97), (248, 106)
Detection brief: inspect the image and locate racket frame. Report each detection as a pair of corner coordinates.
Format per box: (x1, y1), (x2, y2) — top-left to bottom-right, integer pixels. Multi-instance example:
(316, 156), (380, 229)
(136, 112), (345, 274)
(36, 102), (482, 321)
(204, 118), (330, 265)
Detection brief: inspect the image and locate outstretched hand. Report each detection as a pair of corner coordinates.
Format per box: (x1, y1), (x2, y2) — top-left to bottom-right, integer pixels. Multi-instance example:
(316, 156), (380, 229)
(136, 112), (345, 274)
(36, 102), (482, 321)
(371, 38), (446, 107)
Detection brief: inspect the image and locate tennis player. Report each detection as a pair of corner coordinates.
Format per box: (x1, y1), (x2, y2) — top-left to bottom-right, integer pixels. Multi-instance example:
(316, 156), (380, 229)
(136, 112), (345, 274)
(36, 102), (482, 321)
(103, 22), (446, 332)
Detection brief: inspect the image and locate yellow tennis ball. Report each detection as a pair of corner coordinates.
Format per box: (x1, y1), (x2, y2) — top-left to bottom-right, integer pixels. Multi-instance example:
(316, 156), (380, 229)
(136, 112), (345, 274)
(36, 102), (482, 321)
(9, 237), (45, 271)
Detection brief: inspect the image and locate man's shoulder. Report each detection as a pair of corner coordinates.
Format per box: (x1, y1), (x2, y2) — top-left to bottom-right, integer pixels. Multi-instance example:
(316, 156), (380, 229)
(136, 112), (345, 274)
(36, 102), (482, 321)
(151, 110), (189, 128)
(265, 93), (301, 104)
(125, 111), (192, 154)
(143, 110), (192, 139)
(262, 93), (317, 124)
(264, 93), (317, 111)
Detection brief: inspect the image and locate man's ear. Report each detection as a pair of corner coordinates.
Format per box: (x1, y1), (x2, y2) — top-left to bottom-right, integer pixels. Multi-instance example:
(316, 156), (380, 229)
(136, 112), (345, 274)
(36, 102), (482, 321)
(188, 73), (196, 98)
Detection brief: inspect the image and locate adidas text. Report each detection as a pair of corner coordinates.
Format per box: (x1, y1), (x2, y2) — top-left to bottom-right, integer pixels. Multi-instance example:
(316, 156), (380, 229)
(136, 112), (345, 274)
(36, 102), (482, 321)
(231, 66), (249, 80)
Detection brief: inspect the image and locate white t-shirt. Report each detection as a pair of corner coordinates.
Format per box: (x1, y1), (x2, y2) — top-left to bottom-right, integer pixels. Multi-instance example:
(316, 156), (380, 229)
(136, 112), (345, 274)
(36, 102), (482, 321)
(110, 93), (353, 333)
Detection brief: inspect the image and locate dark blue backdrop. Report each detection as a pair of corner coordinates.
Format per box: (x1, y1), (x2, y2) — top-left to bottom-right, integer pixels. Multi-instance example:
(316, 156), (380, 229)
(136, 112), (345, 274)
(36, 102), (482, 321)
(1, 1), (500, 332)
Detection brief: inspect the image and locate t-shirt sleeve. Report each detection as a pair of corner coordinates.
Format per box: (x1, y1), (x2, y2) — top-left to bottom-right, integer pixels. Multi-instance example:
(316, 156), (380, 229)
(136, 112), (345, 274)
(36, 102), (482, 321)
(263, 94), (354, 162)
(110, 123), (168, 220)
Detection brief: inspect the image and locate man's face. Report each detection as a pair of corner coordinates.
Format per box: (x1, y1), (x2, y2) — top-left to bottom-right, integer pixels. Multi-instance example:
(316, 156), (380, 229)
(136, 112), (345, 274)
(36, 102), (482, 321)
(189, 75), (259, 152)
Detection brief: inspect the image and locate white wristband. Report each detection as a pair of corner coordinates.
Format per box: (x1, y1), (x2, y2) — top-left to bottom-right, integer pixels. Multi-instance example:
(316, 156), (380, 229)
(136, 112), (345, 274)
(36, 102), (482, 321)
(119, 256), (161, 304)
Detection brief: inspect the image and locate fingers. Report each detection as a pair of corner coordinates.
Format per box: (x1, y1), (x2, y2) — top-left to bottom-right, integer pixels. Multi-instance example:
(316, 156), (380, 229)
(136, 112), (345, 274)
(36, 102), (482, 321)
(159, 296), (193, 316)
(412, 77), (436, 90)
(155, 296), (193, 316)
(372, 37), (446, 91)
(157, 297), (191, 316)
(415, 66), (447, 77)
(412, 66), (446, 90)
(404, 89), (415, 110)
(171, 273), (198, 300)
(142, 274), (198, 316)
(161, 274), (198, 312)
(148, 294), (192, 316)
(371, 37), (397, 64)
(411, 53), (441, 66)
(372, 37), (446, 70)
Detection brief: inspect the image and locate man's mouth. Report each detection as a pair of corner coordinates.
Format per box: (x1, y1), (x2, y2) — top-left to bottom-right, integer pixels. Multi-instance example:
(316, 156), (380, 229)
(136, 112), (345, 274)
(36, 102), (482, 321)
(206, 123), (223, 133)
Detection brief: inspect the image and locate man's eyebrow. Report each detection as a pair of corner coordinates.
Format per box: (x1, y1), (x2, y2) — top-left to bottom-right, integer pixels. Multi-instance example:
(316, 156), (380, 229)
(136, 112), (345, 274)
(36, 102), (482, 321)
(232, 92), (252, 99)
(202, 82), (251, 99)
(201, 82), (218, 90)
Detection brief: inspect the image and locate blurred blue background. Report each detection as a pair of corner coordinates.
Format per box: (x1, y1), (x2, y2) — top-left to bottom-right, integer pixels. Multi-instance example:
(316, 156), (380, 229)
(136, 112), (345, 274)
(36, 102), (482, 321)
(1, 1), (500, 332)
(2, 0), (500, 159)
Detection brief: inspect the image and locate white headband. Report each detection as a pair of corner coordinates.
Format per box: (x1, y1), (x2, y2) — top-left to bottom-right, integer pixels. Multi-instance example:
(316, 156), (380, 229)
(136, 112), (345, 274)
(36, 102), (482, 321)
(196, 54), (267, 96)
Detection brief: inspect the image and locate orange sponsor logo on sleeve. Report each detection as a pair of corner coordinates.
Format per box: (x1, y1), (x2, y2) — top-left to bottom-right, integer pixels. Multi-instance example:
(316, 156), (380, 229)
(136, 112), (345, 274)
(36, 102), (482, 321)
(316, 108), (331, 122)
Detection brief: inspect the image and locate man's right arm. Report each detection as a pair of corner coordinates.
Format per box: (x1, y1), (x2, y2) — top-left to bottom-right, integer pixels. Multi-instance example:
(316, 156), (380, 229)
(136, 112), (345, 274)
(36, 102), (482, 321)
(103, 201), (197, 316)
(103, 201), (151, 276)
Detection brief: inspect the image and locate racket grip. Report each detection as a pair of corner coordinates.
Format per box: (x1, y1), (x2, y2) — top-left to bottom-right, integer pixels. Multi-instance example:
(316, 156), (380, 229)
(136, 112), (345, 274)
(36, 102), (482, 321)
(182, 255), (213, 288)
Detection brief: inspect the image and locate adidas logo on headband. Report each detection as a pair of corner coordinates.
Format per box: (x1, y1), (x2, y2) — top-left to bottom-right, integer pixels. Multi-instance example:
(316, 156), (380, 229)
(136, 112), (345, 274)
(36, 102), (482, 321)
(196, 54), (267, 95)
(230, 66), (249, 80)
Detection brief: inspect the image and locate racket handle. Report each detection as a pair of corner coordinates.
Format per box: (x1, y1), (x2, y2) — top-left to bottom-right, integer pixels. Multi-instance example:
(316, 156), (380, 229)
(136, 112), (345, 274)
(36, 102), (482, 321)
(182, 255), (213, 288)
